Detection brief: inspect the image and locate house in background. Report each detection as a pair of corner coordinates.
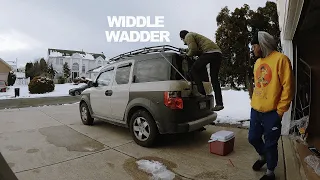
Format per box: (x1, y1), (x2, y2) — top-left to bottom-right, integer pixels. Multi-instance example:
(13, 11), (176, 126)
(47, 48), (109, 80)
(0, 58), (12, 84)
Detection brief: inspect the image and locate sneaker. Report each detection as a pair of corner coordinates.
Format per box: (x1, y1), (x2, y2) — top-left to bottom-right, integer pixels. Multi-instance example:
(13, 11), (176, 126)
(252, 159), (266, 171)
(260, 174), (275, 180)
(213, 105), (224, 111)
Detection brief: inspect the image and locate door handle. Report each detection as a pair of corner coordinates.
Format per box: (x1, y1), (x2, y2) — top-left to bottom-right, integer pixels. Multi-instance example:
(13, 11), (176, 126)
(105, 90), (113, 96)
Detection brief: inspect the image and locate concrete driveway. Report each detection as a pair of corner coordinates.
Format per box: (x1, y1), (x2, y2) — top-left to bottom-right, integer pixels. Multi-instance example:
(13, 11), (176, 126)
(0, 104), (286, 180)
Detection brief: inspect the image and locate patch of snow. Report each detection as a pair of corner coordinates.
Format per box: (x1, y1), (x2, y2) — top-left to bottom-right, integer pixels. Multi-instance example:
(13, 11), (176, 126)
(215, 90), (251, 125)
(0, 83), (86, 99)
(242, 121), (250, 128)
(83, 53), (94, 60)
(136, 159), (175, 180)
(49, 51), (63, 57)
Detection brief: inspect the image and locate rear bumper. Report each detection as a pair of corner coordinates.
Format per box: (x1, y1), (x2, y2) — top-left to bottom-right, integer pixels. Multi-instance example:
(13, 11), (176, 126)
(176, 112), (217, 133)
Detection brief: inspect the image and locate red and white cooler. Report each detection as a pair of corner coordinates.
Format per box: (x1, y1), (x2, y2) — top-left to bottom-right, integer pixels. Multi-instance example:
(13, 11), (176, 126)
(208, 130), (235, 156)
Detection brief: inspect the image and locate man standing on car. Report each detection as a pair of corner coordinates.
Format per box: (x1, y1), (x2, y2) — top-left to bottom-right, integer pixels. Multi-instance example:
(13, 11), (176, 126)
(179, 30), (224, 111)
(249, 31), (294, 180)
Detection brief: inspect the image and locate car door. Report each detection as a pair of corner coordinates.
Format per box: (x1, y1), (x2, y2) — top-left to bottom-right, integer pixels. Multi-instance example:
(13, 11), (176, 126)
(109, 60), (134, 121)
(90, 66), (115, 118)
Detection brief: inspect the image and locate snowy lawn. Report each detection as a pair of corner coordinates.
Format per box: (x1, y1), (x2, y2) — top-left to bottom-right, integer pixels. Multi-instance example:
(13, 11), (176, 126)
(215, 89), (251, 127)
(0, 83), (86, 99)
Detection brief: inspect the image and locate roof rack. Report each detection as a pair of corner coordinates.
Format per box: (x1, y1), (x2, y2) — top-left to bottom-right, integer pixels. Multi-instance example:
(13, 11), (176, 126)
(108, 45), (183, 62)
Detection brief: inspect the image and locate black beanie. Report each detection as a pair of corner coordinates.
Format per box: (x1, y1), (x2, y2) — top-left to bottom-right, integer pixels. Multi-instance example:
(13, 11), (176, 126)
(251, 31), (259, 45)
(180, 30), (189, 39)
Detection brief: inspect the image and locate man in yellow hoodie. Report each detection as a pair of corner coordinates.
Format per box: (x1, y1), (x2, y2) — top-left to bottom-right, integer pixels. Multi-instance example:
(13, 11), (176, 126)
(249, 31), (294, 180)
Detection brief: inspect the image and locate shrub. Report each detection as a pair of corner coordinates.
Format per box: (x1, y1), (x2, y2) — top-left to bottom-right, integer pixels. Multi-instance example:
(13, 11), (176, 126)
(57, 76), (65, 84)
(7, 71), (16, 86)
(28, 76), (55, 94)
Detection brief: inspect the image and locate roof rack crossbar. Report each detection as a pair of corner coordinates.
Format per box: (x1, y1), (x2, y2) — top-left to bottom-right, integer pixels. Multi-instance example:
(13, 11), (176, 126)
(108, 45), (182, 62)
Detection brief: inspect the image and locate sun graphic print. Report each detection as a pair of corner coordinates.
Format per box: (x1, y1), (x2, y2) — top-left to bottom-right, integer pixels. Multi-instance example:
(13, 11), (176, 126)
(255, 63), (272, 88)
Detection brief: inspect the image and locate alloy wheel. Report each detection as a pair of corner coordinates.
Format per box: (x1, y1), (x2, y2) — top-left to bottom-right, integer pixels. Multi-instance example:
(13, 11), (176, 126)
(133, 117), (150, 141)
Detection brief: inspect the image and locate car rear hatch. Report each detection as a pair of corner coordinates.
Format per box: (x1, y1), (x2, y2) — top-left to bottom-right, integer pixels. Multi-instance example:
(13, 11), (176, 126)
(164, 54), (215, 123)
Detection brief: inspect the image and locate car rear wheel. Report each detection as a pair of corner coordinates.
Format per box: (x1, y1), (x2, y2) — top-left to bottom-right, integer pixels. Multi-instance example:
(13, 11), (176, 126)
(130, 110), (158, 147)
(80, 102), (94, 125)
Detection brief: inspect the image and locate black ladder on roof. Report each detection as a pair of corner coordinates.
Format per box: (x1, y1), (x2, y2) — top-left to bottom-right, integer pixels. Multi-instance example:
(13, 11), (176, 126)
(108, 45), (185, 62)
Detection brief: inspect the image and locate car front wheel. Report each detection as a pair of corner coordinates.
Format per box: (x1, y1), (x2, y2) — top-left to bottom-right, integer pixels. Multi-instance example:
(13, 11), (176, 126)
(80, 102), (94, 125)
(130, 110), (158, 147)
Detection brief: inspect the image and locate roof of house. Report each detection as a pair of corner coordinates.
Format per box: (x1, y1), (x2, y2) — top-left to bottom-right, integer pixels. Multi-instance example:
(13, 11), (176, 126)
(0, 58), (13, 72)
(48, 48), (106, 59)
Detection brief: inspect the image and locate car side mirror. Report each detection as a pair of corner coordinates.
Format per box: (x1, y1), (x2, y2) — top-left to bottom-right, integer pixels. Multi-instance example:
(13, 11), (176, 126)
(92, 81), (98, 87)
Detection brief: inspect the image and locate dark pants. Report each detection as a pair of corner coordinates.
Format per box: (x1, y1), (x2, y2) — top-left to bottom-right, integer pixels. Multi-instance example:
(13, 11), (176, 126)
(248, 108), (282, 171)
(190, 52), (223, 106)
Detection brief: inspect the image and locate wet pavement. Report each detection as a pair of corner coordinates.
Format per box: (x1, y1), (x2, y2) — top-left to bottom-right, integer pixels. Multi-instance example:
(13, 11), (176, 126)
(0, 104), (287, 180)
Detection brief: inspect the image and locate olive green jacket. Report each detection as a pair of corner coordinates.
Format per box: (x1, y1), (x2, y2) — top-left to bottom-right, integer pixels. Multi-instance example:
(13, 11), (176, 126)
(183, 32), (221, 56)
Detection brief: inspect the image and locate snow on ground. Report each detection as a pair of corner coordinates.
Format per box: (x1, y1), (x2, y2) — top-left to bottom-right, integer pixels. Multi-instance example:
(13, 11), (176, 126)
(215, 90), (251, 127)
(0, 83), (86, 99)
(136, 159), (175, 180)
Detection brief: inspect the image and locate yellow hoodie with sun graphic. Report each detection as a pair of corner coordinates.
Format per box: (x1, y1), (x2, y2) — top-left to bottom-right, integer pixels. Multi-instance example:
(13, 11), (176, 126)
(251, 51), (294, 117)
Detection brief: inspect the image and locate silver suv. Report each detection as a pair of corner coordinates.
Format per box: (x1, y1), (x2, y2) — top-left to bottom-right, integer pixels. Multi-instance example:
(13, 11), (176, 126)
(79, 45), (217, 147)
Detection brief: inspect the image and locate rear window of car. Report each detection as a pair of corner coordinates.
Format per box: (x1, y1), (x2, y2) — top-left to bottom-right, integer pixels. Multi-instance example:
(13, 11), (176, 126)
(133, 58), (170, 83)
(0, 81), (5, 85)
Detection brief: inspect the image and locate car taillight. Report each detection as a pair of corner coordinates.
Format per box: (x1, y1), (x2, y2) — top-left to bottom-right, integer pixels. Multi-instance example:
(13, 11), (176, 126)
(164, 91), (183, 109)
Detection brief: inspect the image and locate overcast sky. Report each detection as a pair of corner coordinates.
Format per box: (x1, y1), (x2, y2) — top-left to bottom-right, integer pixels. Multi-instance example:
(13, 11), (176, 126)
(0, 0), (272, 67)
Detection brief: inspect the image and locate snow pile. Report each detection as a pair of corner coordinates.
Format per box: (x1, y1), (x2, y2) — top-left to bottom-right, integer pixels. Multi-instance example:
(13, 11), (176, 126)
(49, 51), (63, 57)
(215, 89), (251, 127)
(0, 83), (86, 99)
(136, 160), (175, 180)
(83, 53), (94, 60)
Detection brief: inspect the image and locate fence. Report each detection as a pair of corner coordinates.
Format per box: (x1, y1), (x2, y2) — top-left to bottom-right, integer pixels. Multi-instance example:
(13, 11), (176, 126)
(14, 77), (30, 86)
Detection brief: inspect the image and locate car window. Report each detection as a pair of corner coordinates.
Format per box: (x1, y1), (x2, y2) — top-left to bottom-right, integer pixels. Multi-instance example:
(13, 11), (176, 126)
(97, 69), (114, 86)
(115, 63), (131, 85)
(0, 81), (4, 85)
(134, 58), (169, 83)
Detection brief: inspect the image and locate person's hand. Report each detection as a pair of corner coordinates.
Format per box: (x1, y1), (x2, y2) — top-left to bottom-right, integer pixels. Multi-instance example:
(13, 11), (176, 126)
(179, 48), (187, 53)
(181, 54), (189, 60)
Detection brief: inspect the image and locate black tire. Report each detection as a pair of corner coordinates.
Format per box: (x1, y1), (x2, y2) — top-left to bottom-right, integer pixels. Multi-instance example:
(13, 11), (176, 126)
(80, 102), (94, 125)
(129, 110), (158, 147)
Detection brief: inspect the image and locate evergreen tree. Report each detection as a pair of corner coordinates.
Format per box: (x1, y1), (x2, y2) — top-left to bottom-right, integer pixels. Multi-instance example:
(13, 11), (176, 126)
(63, 62), (71, 79)
(47, 64), (56, 79)
(215, 1), (281, 98)
(25, 62), (34, 79)
(39, 58), (48, 75)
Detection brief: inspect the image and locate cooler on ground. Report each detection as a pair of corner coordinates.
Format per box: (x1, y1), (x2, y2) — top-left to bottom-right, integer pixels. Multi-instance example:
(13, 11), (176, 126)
(208, 130), (235, 156)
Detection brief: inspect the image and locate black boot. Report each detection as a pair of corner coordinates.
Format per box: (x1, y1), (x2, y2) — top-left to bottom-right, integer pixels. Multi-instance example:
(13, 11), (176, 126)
(213, 105), (224, 111)
(260, 174), (275, 180)
(252, 159), (266, 171)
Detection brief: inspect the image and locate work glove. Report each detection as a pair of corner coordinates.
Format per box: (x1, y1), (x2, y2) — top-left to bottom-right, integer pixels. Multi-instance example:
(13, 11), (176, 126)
(179, 48), (187, 53)
(180, 53), (189, 60)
